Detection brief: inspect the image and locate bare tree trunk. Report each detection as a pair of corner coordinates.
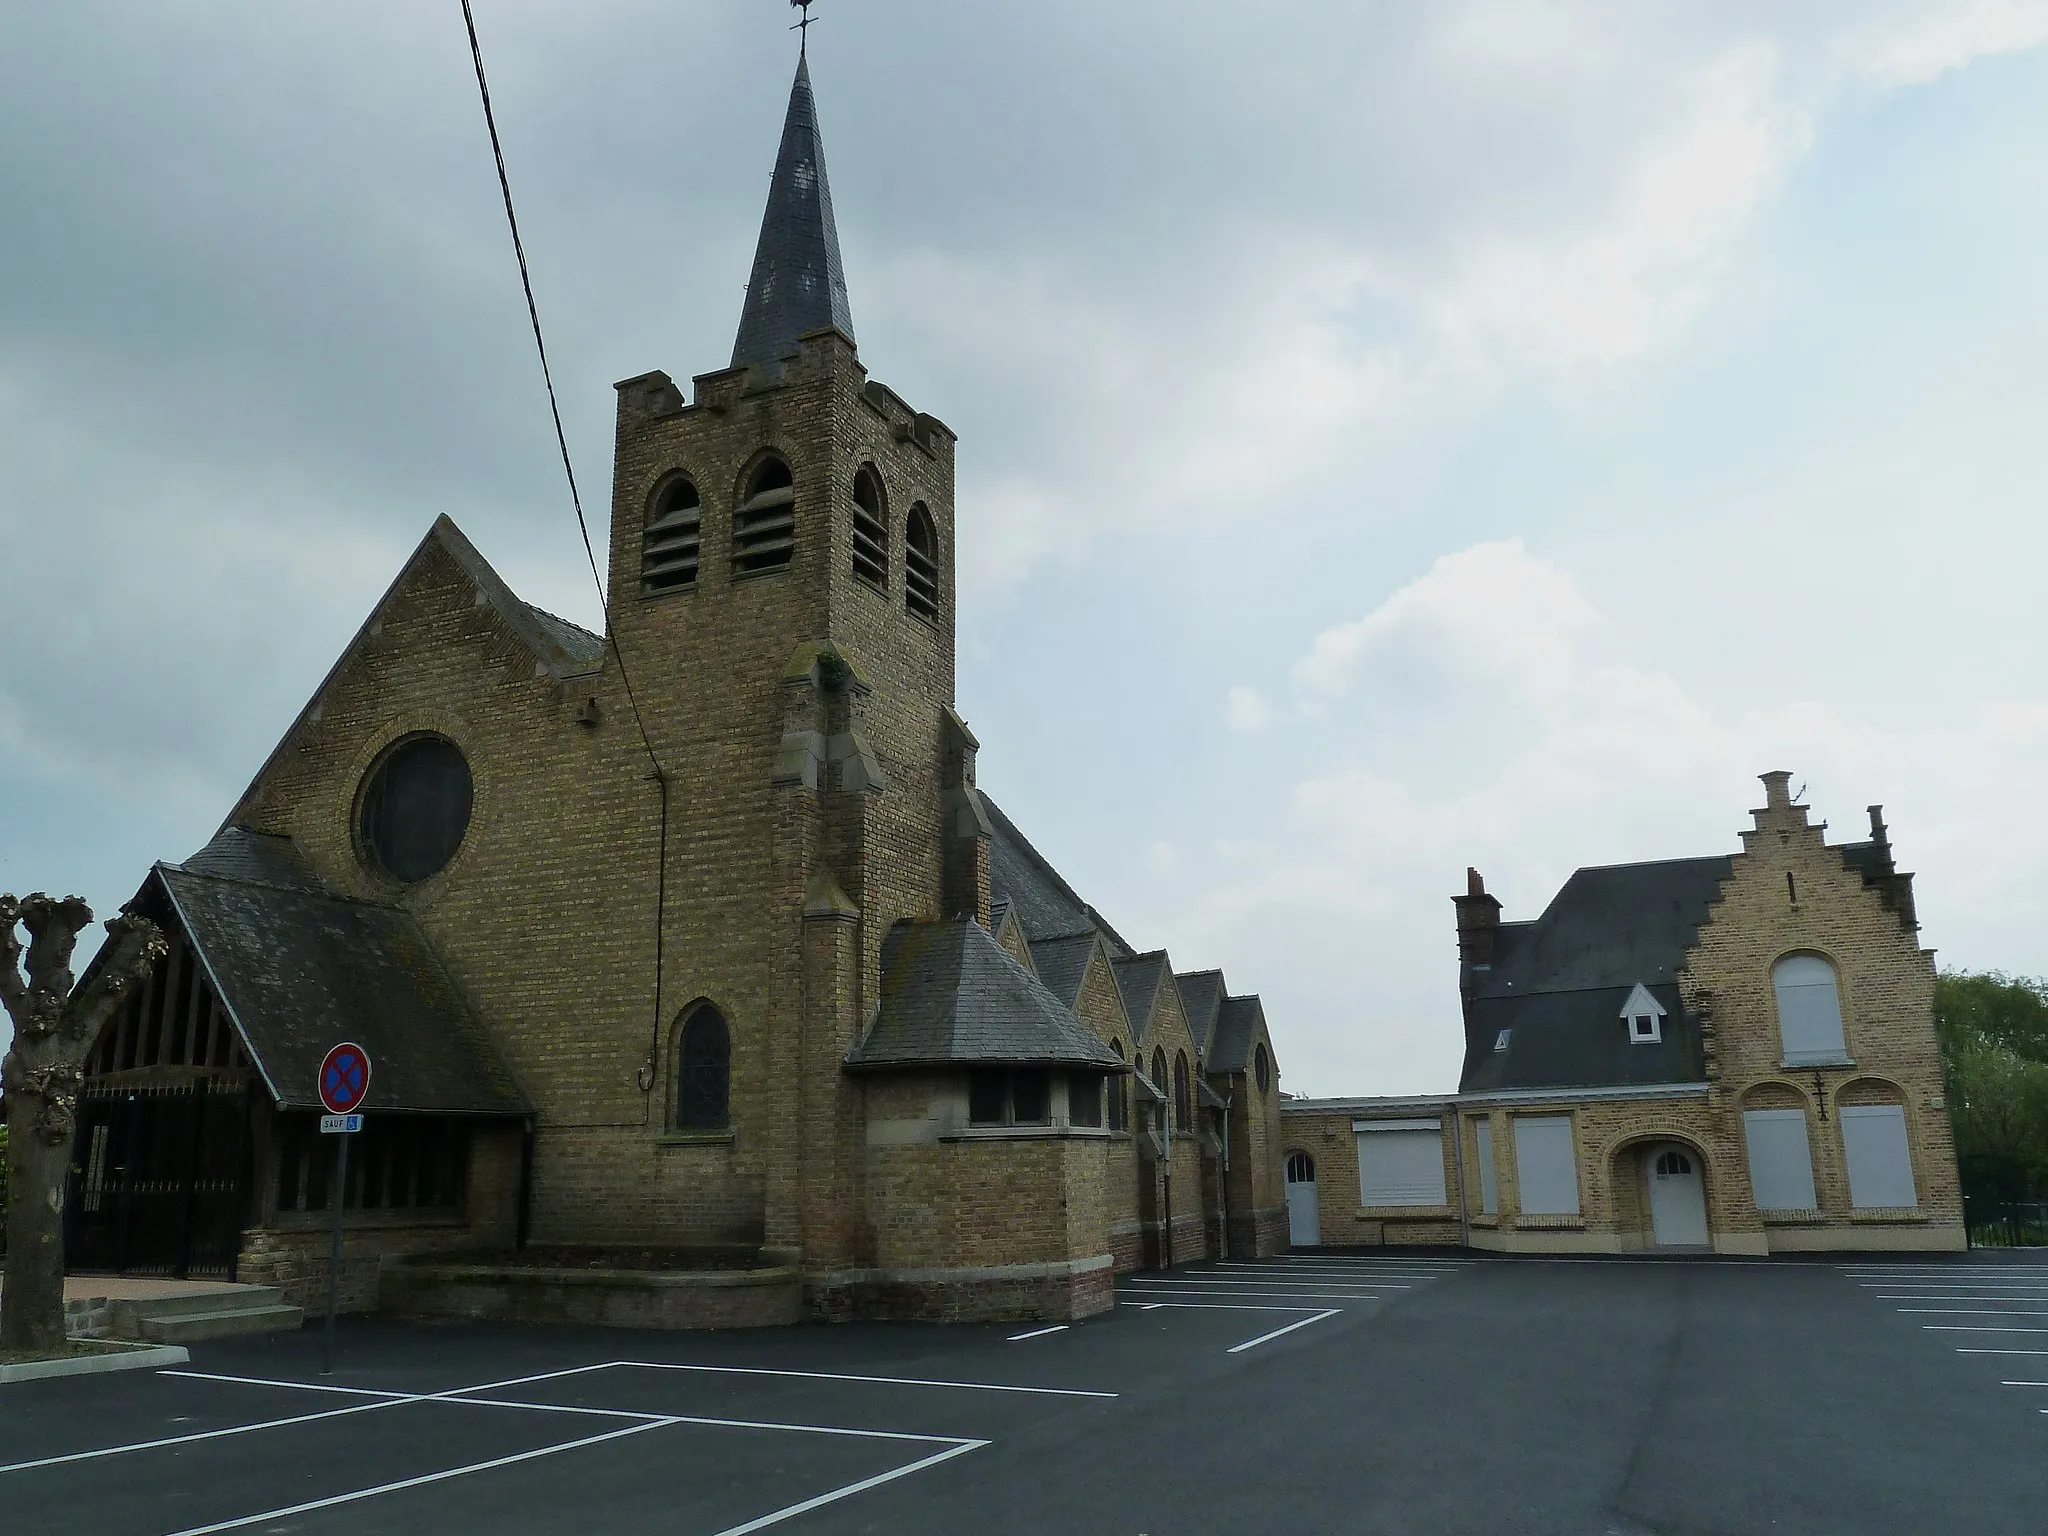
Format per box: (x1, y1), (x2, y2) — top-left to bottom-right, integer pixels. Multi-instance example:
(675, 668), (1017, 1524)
(0, 1085), (71, 1353)
(0, 894), (164, 1355)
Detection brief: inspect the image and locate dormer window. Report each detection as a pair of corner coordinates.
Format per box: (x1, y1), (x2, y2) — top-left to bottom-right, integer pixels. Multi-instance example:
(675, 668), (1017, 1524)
(734, 457), (796, 576)
(851, 466), (887, 588)
(1619, 982), (1667, 1045)
(1494, 1029), (1511, 1053)
(641, 478), (701, 594)
(904, 504), (939, 624)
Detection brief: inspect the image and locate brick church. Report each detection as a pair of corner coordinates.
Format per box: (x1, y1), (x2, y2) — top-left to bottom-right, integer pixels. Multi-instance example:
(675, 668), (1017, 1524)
(65, 57), (1287, 1322)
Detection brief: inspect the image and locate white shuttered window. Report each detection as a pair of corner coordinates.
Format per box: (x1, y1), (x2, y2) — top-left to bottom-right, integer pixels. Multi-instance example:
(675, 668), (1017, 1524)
(1474, 1119), (1498, 1215)
(1355, 1121), (1447, 1207)
(1741, 1109), (1817, 1211)
(1773, 955), (1849, 1065)
(1513, 1115), (1581, 1216)
(1841, 1104), (1917, 1209)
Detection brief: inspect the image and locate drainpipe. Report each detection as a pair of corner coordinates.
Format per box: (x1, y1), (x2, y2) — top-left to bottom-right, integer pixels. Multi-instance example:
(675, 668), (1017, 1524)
(515, 1117), (535, 1250)
(1450, 1098), (1471, 1251)
(1220, 1092), (1233, 1259)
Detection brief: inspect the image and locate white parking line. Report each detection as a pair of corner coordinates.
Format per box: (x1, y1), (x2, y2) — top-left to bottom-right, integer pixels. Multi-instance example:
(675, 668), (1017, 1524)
(1958, 1348), (2048, 1356)
(161, 1418), (681, 1536)
(1, 1365), (620, 1475)
(1007, 1325), (1068, 1342)
(1124, 1279), (1392, 1294)
(616, 1361), (1117, 1399)
(1166, 1277), (1410, 1290)
(1227, 1309), (1341, 1354)
(1120, 1300), (1331, 1312)
(1121, 1287), (1377, 1303)
(1896, 1309), (2048, 1318)
(711, 1439), (987, 1536)
(1924, 1325), (2048, 1334)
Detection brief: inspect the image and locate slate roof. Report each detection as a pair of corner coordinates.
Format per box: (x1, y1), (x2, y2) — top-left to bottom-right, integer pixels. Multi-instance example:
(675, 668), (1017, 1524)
(1111, 952), (1172, 1047)
(845, 920), (1129, 1072)
(982, 794), (1101, 943)
(1176, 969), (1227, 1058)
(1460, 984), (1705, 1094)
(732, 57), (854, 369)
(1457, 855), (1731, 1094)
(150, 829), (527, 1116)
(1209, 995), (1266, 1074)
(1028, 931), (1100, 1010)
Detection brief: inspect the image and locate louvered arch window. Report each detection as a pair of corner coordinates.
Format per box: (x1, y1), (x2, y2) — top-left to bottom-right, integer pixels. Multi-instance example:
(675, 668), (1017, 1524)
(904, 503), (940, 624)
(733, 457), (796, 577)
(641, 477), (702, 595)
(851, 466), (887, 588)
(1174, 1051), (1191, 1129)
(675, 1006), (731, 1131)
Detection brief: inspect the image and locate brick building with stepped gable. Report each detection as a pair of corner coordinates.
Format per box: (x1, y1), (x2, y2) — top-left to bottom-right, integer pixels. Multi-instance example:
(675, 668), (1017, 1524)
(1280, 773), (1965, 1255)
(67, 56), (1287, 1323)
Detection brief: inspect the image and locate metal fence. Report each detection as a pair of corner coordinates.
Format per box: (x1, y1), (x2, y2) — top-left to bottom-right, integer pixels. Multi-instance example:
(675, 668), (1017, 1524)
(1965, 1195), (2048, 1249)
(0, 1124), (9, 1258)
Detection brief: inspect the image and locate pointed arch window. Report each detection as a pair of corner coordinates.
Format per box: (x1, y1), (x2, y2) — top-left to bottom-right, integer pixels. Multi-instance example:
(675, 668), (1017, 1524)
(851, 466), (888, 589)
(1174, 1052), (1191, 1130)
(1151, 1047), (1168, 1131)
(642, 478), (701, 594)
(734, 458), (796, 577)
(1108, 1040), (1127, 1131)
(904, 504), (940, 624)
(675, 1006), (731, 1131)
(1255, 1043), (1271, 1095)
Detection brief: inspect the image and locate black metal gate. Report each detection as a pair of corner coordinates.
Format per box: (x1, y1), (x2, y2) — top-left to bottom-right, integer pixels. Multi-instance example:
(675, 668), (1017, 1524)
(65, 1078), (250, 1279)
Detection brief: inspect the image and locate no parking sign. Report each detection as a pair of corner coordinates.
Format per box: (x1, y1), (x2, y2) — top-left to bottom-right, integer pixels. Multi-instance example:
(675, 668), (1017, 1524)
(316, 1041), (371, 1375)
(319, 1042), (371, 1119)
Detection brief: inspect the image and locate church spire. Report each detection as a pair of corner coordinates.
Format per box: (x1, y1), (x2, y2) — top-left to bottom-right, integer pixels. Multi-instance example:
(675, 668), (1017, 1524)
(731, 56), (854, 370)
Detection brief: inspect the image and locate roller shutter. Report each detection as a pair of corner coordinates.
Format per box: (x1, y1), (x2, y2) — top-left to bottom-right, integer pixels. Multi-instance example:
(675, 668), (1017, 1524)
(1512, 1115), (1580, 1216)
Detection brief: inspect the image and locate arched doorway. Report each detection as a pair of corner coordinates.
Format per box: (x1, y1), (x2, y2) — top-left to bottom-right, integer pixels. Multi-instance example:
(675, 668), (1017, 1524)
(1285, 1150), (1320, 1247)
(1645, 1143), (1708, 1247)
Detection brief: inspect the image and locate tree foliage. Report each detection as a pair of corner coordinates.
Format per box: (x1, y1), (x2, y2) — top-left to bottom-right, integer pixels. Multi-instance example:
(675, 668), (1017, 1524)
(1935, 971), (2048, 1200)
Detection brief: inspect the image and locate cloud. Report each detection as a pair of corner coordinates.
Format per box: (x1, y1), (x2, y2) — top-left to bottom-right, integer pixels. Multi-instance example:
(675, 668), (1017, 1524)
(1417, 43), (1811, 374)
(1845, 0), (2048, 87)
(1148, 538), (2048, 1096)
(1225, 686), (1273, 734)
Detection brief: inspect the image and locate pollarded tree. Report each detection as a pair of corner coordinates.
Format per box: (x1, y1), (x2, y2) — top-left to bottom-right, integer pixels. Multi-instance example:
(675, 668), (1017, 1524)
(0, 894), (165, 1353)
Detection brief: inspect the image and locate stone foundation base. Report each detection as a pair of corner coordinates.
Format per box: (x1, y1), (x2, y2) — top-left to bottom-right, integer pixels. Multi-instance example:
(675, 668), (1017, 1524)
(382, 1261), (802, 1330)
(809, 1255), (1116, 1324)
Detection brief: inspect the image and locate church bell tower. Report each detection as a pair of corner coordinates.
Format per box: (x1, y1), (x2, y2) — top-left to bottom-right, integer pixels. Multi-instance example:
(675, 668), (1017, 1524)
(602, 53), (987, 1266)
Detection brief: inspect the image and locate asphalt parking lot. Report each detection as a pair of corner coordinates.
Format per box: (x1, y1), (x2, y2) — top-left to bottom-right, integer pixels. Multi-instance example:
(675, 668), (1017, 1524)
(4, 1251), (2043, 1535)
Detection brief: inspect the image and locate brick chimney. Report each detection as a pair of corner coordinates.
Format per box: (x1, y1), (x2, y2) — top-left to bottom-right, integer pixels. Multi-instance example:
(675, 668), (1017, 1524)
(1453, 867), (1502, 992)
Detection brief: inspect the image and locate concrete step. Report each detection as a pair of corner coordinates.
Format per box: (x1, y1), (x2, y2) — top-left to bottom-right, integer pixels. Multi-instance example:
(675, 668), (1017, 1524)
(109, 1286), (285, 1336)
(140, 1304), (305, 1344)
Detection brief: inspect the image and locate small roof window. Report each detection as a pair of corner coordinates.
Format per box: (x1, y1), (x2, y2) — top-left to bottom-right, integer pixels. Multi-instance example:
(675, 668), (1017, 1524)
(1620, 982), (1667, 1045)
(1493, 1029), (1511, 1053)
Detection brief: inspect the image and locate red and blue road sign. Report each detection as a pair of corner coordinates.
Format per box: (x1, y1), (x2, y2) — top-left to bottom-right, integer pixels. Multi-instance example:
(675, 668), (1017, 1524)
(318, 1042), (372, 1116)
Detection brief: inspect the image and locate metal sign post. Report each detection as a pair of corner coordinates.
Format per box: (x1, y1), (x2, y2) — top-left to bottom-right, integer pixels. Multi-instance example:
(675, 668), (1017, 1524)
(316, 1043), (372, 1376)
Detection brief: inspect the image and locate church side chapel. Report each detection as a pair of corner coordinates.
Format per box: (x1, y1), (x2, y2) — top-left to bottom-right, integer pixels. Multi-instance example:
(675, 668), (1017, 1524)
(64, 56), (1288, 1325)
(1281, 774), (1965, 1254)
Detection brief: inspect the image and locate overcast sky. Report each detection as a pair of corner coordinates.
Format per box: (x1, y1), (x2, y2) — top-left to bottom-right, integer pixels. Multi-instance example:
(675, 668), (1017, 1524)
(3, 2), (2046, 1094)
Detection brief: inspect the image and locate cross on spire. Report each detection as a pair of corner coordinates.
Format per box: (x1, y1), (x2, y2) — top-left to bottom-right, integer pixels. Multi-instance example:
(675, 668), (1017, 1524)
(790, 0), (817, 58)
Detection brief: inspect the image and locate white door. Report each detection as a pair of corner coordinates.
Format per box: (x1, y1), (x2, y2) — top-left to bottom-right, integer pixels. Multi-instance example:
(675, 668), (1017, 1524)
(1647, 1145), (1709, 1247)
(1285, 1151), (1320, 1247)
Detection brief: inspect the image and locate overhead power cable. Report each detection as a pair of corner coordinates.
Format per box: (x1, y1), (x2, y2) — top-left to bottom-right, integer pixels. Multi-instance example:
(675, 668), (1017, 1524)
(458, 0), (671, 1106)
